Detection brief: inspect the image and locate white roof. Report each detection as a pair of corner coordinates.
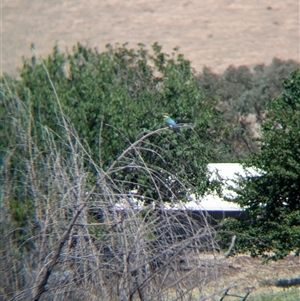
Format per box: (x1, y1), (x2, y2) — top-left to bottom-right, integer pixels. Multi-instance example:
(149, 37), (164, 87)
(207, 163), (261, 180)
(185, 193), (242, 211)
(206, 163), (262, 199)
(182, 163), (262, 211)
(114, 164), (262, 212)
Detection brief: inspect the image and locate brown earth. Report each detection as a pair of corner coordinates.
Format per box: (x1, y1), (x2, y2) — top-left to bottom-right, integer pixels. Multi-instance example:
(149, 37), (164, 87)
(202, 253), (300, 299)
(2, 0), (299, 76)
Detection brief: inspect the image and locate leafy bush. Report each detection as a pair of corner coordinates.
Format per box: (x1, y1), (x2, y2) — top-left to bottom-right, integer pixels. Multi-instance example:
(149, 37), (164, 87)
(223, 70), (300, 258)
(1, 43), (225, 226)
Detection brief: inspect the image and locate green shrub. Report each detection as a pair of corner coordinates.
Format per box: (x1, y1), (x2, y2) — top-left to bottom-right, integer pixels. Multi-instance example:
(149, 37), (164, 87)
(223, 70), (300, 258)
(1, 43), (225, 226)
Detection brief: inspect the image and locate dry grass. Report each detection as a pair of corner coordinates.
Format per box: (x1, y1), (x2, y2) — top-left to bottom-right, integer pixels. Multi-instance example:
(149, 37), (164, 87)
(199, 253), (300, 300)
(1, 74), (230, 301)
(2, 0), (299, 75)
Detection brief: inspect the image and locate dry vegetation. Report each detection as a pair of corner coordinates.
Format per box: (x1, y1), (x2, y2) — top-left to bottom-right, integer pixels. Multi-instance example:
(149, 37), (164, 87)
(209, 254), (300, 299)
(1, 78), (234, 301)
(2, 0), (299, 75)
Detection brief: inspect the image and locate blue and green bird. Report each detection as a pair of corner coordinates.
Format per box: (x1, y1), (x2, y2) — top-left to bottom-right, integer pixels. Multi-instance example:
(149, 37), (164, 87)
(163, 114), (181, 133)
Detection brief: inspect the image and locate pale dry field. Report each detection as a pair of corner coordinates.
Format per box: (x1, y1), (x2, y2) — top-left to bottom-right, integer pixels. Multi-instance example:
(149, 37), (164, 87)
(2, 0), (299, 75)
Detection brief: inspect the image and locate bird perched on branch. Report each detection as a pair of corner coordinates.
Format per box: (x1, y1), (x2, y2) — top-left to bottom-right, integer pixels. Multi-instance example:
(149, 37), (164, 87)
(163, 114), (181, 133)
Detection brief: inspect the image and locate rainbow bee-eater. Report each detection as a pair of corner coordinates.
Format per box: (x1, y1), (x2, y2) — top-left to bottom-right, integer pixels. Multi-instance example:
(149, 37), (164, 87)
(163, 114), (181, 133)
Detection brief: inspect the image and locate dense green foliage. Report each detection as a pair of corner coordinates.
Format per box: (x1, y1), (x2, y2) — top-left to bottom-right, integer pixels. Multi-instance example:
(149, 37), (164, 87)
(1, 43), (226, 218)
(224, 70), (300, 258)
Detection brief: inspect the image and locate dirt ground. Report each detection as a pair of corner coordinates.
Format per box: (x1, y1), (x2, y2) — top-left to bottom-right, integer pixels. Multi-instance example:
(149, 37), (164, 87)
(194, 253), (300, 299)
(217, 254), (300, 298)
(2, 0), (299, 76)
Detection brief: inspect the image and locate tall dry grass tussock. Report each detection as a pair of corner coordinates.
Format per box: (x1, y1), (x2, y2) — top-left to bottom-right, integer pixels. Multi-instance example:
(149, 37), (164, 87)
(1, 68), (236, 301)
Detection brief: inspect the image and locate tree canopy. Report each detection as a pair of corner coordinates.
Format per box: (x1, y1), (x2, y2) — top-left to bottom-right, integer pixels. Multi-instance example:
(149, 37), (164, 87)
(1, 43), (226, 222)
(197, 59), (300, 160)
(224, 70), (300, 258)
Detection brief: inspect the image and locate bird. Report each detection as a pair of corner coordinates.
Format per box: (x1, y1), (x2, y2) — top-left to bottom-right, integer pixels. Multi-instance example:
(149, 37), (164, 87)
(163, 114), (181, 133)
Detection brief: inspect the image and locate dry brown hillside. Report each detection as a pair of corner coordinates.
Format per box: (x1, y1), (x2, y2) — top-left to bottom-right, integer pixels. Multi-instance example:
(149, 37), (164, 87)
(2, 0), (299, 75)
